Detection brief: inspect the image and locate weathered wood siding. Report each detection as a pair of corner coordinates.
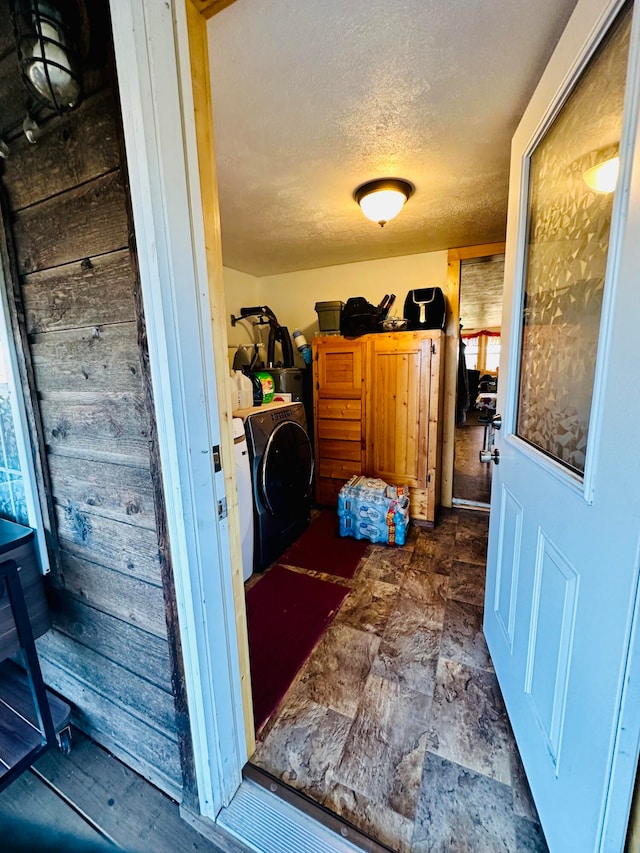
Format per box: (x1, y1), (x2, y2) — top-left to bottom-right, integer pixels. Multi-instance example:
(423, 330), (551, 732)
(0, 4), (184, 798)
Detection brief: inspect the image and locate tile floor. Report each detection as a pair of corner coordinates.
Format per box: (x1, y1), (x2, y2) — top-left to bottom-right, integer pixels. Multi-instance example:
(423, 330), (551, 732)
(251, 509), (550, 853)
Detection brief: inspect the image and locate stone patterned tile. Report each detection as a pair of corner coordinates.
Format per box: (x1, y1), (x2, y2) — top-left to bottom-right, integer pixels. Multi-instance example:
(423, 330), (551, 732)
(334, 579), (398, 636)
(372, 628), (440, 697)
(295, 623), (380, 718)
(325, 783), (415, 853)
(412, 752), (516, 853)
(426, 659), (513, 784)
(436, 507), (461, 530)
(410, 531), (456, 574)
(456, 509), (490, 535)
(335, 675), (431, 821)
(252, 696), (352, 801)
(357, 546), (413, 585)
(441, 597), (493, 671)
(400, 569), (449, 611)
(454, 526), (489, 565)
(515, 816), (550, 852)
(248, 507), (544, 853)
(511, 751), (539, 822)
(448, 559), (486, 607)
(404, 523), (422, 547)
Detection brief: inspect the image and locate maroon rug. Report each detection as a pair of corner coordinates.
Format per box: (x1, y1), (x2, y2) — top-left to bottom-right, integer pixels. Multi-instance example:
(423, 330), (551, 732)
(279, 509), (369, 579)
(246, 564), (349, 730)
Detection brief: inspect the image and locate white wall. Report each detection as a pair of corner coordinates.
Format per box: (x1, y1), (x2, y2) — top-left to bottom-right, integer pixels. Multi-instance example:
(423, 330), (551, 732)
(223, 267), (269, 368)
(223, 251), (449, 360)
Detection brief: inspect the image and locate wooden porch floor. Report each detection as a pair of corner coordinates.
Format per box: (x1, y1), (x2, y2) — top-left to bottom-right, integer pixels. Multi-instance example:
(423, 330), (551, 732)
(0, 729), (232, 853)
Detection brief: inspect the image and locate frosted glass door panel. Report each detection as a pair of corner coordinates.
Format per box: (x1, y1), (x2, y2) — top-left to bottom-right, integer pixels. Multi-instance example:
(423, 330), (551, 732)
(516, 6), (631, 475)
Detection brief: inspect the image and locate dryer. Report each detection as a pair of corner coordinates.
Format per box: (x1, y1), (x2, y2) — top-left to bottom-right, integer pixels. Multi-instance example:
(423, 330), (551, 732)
(243, 403), (313, 571)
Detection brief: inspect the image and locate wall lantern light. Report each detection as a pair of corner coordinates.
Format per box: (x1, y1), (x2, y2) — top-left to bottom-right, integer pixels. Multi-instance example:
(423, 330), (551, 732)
(354, 178), (414, 227)
(583, 156), (620, 194)
(11, 0), (83, 115)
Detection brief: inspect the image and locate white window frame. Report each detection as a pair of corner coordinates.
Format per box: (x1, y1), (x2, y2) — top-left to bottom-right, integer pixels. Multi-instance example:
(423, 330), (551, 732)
(0, 262), (49, 572)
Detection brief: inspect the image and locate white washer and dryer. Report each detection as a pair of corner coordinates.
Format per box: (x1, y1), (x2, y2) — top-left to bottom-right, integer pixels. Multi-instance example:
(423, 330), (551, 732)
(233, 417), (254, 582)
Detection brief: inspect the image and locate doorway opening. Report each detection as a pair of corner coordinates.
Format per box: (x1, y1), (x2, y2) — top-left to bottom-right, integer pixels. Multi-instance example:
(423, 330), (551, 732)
(453, 252), (505, 509)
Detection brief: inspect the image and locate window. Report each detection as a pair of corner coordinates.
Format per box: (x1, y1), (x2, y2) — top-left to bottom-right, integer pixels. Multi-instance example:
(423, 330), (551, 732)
(0, 270), (49, 571)
(463, 330), (501, 376)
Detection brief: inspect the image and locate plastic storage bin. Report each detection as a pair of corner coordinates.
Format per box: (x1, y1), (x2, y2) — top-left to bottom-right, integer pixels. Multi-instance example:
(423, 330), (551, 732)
(315, 301), (344, 333)
(337, 476), (410, 546)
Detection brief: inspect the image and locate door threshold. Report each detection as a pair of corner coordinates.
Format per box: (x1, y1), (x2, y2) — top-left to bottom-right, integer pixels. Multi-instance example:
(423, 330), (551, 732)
(237, 764), (395, 853)
(452, 497), (490, 512)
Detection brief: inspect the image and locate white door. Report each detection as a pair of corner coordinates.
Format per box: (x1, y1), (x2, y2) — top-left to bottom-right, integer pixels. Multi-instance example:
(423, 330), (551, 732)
(484, 1), (640, 851)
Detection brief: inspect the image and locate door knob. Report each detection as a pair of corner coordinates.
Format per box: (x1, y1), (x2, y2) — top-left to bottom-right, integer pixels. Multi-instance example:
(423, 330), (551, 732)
(491, 413), (503, 430)
(479, 448), (500, 465)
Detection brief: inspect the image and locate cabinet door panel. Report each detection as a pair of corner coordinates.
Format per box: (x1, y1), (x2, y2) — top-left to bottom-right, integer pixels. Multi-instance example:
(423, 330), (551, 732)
(315, 340), (363, 397)
(368, 334), (430, 489)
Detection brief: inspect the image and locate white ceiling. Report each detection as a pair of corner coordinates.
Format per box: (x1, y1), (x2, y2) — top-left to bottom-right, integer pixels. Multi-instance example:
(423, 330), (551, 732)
(207, 0), (579, 277)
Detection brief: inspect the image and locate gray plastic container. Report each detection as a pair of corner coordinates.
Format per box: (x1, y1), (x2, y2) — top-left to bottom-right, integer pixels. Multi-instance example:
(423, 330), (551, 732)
(315, 301), (344, 333)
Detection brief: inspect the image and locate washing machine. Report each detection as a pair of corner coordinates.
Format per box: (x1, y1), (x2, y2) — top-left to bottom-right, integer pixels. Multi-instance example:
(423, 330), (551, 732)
(243, 402), (313, 571)
(233, 417), (254, 582)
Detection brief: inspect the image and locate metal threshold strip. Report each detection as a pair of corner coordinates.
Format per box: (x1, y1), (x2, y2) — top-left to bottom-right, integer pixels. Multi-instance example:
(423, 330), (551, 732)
(452, 497), (490, 512)
(215, 764), (394, 853)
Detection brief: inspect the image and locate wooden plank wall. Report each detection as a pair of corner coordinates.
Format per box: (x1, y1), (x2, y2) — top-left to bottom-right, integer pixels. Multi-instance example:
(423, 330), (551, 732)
(0, 2), (184, 799)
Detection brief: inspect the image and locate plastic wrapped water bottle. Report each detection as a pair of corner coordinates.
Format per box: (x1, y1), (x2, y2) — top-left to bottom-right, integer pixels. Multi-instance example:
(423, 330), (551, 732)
(293, 329), (312, 365)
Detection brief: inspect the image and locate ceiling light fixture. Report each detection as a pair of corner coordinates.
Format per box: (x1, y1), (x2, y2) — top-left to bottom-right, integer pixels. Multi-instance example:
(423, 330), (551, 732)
(583, 156), (620, 194)
(354, 178), (414, 227)
(11, 0), (83, 115)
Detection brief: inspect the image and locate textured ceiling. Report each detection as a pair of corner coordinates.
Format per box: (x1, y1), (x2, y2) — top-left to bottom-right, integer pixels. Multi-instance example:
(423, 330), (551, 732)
(207, 0), (579, 276)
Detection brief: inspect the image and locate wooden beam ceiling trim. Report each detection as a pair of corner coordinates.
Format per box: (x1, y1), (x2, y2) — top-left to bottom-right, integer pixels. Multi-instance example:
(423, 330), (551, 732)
(190, 0), (239, 20)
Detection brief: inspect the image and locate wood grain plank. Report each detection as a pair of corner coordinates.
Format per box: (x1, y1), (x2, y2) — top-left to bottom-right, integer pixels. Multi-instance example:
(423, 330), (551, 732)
(428, 335), (444, 517)
(318, 438), (362, 462)
(55, 506), (162, 586)
(37, 630), (177, 735)
(31, 322), (144, 394)
(3, 90), (121, 212)
(40, 390), (151, 460)
(317, 418), (361, 441)
(191, 0), (239, 19)
(317, 398), (362, 420)
(49, 454), (156, 531)
(318, 459), (362, 480)
(47, 591), (172, 691)
(46, 440), (151, 469)
(33, 729), (242, 853)
(0, 53), (26, 138)
(0, 770), (108, 848)
(13, 171), (129, 274)
(22, 250), (136, 334)
(37, 657), (183, 799)
(0, 2), (14, 58)
(0, 661), (70, 734)
(316, 477), (345, 507)
(57, 552), (168, 639)
(0, 696), (42, 771)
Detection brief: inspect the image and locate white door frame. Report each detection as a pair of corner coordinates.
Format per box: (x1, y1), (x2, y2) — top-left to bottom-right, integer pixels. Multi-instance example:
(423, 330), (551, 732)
(108, 0), (246, 818)
(108, 0), (640, 845)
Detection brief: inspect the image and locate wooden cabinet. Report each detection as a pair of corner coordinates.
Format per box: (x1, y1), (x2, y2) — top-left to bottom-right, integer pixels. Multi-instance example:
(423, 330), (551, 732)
(313, 337), (365, 506)
(313, 331), (443, 524)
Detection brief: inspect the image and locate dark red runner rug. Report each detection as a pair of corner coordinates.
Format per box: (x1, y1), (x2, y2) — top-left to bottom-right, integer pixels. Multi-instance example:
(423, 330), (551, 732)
(246, 564), (349, 730)
(279, 509), (369, 579)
